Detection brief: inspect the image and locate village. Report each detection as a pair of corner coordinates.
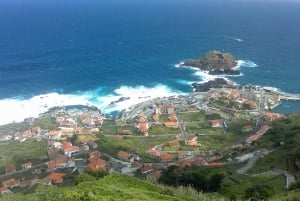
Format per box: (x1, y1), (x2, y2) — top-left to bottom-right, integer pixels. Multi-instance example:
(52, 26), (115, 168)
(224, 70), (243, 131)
(0, 85), (286, 195)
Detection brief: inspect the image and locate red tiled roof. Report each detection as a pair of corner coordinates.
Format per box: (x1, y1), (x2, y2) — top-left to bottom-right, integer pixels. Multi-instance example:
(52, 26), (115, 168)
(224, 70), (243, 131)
(147, 148), (161, 156)
(22, 162), (32, 169)
(49, 130), (61, 136)
(0, 186), (8, 192)
(5, 163), (16, 173)
(88, 157), (106, 171)
(163, 121), (178, 127)
(140, 165), (153, 174)
(2, 178), (20, 188)
(159, 154), (173, 161)
(118, 151), (131, 160)
(47, 172), (66, 184)
(210, 119), (220, 125)
(48, 156), (68, 169)
(138, 122), (148, 133)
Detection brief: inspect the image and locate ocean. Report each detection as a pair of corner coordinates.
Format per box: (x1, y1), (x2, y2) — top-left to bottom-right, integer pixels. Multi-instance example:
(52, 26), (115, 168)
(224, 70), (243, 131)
(0, 0), (300, 125)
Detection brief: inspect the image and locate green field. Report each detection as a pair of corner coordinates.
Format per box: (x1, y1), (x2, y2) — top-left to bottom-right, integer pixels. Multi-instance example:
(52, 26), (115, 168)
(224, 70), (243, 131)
(0, 139), (48, 173)
(158, 114), (170, 123)
(101, 120), (139, 135)
(183, 118), (253, 151)
(148, 124), (180, 135)
(180, 111), (206, 122)
(0, 122), (30, 135)
(97, 134), (175, 161)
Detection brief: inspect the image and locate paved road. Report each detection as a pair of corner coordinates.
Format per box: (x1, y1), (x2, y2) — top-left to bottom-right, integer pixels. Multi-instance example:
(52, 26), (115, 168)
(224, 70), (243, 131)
(175, 111), (189, 141)
(283, 172), (296, 188)
(236, 151), (296, 189)
(102, 153), (130, 166)
(0, 162), (46, 180)
(236, 152), (261, 174)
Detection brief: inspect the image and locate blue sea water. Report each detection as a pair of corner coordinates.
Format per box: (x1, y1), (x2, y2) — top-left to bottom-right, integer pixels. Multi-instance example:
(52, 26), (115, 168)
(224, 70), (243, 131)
(0, 0), (300, 124)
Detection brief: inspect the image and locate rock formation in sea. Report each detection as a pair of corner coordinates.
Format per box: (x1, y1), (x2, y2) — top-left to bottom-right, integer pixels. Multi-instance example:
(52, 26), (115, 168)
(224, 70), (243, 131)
(192, 78), (231, 92)
(180, 50), (239, 75)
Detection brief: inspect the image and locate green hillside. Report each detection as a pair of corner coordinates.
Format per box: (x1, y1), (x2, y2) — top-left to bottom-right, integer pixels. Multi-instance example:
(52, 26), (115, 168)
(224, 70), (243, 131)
(1, 174), (225, 201)
(252, 112), (300, 175)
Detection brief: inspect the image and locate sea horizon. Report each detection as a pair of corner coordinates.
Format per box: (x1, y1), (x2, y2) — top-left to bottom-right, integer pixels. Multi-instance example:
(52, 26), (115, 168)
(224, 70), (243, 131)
(1, 0), (300, 125)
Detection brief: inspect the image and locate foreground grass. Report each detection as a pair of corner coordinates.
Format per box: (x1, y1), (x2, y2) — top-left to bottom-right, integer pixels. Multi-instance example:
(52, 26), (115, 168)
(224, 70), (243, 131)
(1, 174), (226, 201)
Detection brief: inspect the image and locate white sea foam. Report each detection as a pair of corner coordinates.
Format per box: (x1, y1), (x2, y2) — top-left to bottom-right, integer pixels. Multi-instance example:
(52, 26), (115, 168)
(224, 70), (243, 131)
(176, 79), (194, 85)
(0, 85), (183, 125)
(175, 62), (185, 68)
(98, 85), (184, 113)
(0, 93), (92, 125)
(238, 60), (258, 68)
(226, 36), (244, 42)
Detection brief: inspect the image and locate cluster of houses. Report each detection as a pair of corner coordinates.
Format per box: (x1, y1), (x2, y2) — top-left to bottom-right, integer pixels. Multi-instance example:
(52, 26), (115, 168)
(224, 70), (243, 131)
(0, 107), (106, 194)
(0, 87), (287, 194)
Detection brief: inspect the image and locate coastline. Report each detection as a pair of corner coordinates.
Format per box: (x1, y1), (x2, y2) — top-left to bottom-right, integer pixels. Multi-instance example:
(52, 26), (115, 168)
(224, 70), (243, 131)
(1, 81), (300, 126)
(0, 60), (297, 126)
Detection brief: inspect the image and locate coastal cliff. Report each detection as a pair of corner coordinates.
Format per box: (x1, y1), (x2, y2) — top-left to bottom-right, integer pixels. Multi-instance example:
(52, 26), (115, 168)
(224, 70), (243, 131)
(180, 50), (239, 75)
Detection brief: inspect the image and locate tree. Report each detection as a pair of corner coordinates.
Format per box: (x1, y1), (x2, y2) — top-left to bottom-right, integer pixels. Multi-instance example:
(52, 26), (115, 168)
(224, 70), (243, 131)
(75, 173), (96, 185)
(244, 184), (275, 201)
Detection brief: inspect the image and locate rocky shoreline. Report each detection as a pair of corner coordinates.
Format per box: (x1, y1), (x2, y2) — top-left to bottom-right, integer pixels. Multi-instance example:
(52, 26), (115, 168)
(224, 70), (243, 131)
(191, 78), (232, 92)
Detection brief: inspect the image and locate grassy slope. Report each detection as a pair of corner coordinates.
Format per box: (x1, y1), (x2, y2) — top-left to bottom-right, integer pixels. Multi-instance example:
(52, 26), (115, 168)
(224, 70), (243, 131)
(1, 174), (225, 201)
(0, 139), (48, 173)
(250, 113), (300, 175)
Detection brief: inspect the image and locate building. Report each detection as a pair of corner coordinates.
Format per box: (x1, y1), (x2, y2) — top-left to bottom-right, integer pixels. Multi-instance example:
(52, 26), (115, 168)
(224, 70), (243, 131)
(5, 163), (16, 174)
(242, 125), (254, 133)
(47, 130), (62, 140)
(157, 104), (175, 114)
(117, 151), (134, 162)
(0, 187), (11, 195)
(47, 156), (70, 170)
(163, 121), (178, 128)
(168, 112), (177, 122)
(264, 112), (282, 122)
(2, 178), (20, 188)
(21, 162), (32, 170)
(140, 165), (154, 174)
(138, 122), (149, 134)
(88, 157), (106, 172)
(210, 119), (221, 128)
(147, 147), (161, 157)
(159, 153), (174, 162)
(186, 134), (199, 146)
(61, 141), (79, 156)
(47, 172), (66, 184)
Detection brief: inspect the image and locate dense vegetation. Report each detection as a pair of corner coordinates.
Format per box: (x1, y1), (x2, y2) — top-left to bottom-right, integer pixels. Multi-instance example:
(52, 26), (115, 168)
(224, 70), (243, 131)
(159, 165), (226, 192)
(1, 174), (225, 201)
(255, 113), (300, 175)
